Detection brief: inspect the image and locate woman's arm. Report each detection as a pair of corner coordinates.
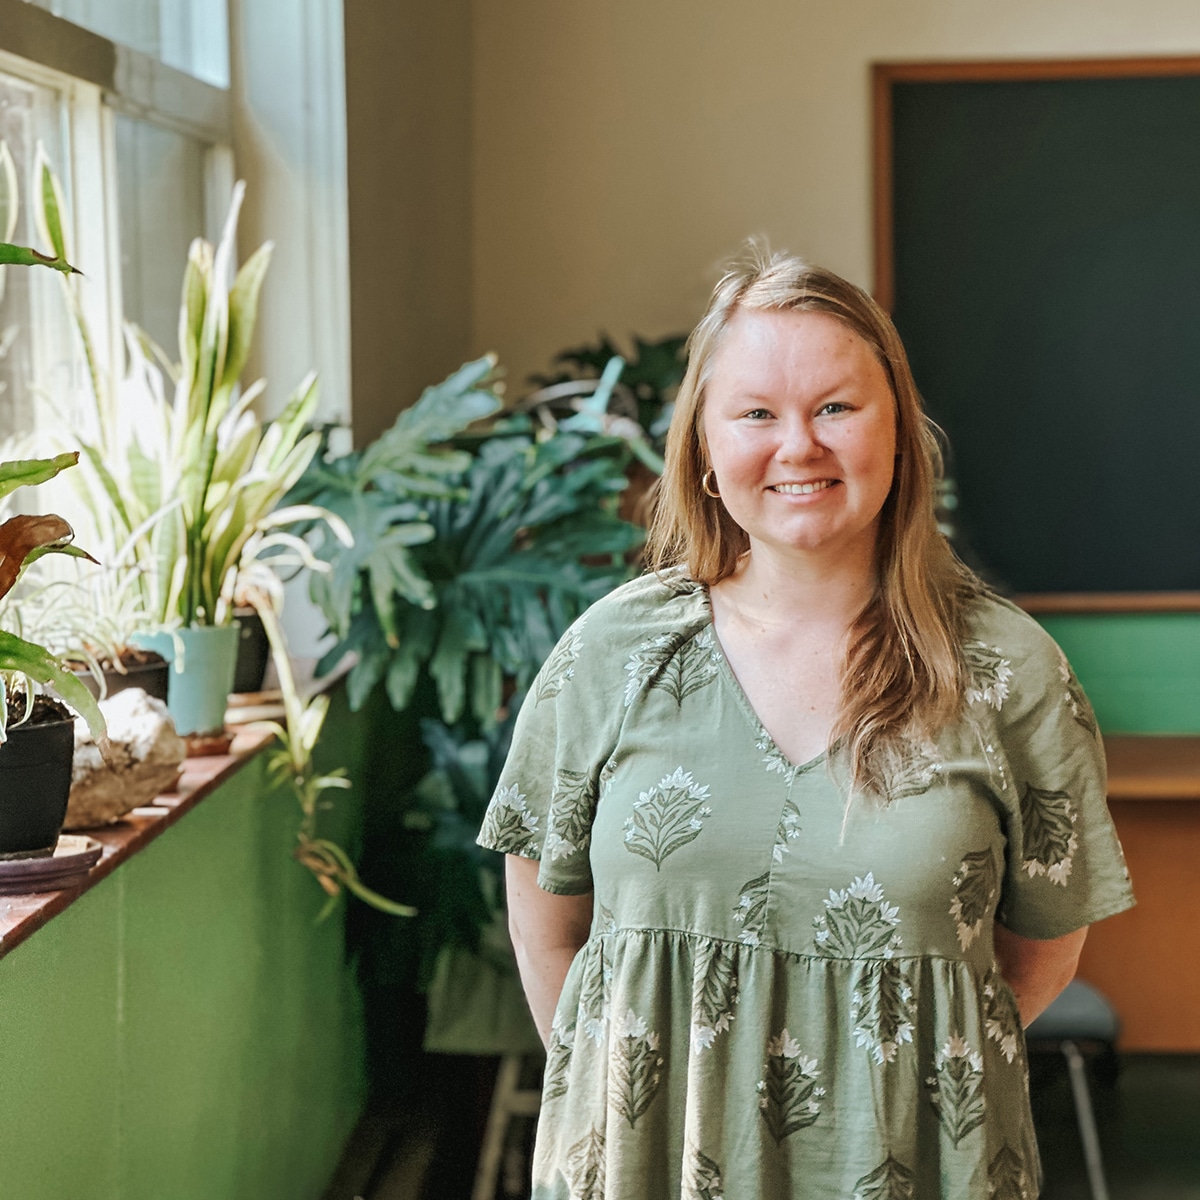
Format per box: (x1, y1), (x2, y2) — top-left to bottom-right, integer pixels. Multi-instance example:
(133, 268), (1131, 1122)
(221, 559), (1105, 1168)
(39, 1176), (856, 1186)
(506, 855), (594, 1046)
(993, 921), (1089, 1026)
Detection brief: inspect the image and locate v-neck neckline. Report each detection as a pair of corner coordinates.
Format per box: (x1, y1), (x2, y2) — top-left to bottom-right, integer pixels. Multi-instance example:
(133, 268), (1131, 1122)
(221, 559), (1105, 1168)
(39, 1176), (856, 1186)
(695, 580), (834, 777)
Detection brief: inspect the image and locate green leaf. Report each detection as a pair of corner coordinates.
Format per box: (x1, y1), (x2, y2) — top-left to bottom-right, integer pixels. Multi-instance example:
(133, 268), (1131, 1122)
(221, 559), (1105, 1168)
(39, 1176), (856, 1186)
(37, 148), (68, 262)
(429, 609), (472, 725)
(347, 642), (389, 710)
(469, 654), (503, 730)
(0, 452), (80, 501)
(79, 443), (136, 539)
(179, 245), (207, 382)
(221, 241), (273, 391)
(358, 355), (502, 483)
(258, 374), (321, 475)
(0, 241), (78, 274)
(0, 630), (106, 741)
(384, 639), (423, 712)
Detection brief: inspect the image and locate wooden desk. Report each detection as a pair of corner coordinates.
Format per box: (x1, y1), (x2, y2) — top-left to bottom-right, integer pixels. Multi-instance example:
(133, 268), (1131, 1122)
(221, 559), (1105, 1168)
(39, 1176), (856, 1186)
(1074, 736), (1200, 1051)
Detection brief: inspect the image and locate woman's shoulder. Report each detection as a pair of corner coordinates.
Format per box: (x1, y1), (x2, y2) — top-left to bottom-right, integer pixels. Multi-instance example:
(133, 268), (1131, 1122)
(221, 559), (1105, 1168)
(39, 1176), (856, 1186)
(959, 591), (1075, 714)
(568, 566), (710, 652)
(528, 567), (711, 714)
(962, 591), (1059, 658)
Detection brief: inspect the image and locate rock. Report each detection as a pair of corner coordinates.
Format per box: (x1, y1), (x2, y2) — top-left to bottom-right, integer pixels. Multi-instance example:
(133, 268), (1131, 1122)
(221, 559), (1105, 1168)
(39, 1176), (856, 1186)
(66, 690), (187, 830)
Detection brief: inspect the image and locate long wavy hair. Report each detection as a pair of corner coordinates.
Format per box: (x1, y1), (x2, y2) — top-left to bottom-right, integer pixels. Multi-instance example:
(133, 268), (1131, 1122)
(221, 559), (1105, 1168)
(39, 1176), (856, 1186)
(646, 242), (983, 797)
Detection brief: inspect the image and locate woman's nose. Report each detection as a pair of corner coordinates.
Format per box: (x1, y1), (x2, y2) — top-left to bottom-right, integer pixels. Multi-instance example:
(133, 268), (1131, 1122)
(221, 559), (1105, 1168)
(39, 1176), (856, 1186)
(775, 416), (821, 461)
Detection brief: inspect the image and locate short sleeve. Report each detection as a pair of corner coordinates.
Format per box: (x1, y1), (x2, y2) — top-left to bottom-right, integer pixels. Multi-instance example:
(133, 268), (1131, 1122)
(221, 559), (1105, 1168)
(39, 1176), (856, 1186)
(989, 634), (1135, 939)
(476, 612), (621, 896)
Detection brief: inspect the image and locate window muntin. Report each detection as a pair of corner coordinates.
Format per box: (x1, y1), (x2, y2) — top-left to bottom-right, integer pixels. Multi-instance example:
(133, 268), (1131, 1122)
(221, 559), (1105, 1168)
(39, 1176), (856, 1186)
(23, 0), (230, 87)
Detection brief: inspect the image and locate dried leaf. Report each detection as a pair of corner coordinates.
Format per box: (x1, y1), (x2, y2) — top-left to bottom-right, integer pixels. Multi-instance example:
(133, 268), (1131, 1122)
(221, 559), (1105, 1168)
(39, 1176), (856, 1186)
(0, 514), (74, 599)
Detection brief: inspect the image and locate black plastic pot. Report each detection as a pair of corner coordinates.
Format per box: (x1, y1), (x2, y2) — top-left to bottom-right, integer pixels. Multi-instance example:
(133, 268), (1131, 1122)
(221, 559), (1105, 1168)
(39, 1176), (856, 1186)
(233, 608), (270, 694)
(74, 653), (170, 703)
(0, 715), (76, 858)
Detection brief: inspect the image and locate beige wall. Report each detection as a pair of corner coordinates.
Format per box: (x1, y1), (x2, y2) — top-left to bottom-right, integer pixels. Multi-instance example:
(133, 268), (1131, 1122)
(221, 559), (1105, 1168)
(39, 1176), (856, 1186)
(344, 0), (472, 446)
(470, 0), (1200, 392)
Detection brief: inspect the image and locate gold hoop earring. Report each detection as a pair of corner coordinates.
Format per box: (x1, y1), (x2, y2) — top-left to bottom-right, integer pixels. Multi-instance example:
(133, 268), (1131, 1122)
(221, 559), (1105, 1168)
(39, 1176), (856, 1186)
(701, 469), (720, 498)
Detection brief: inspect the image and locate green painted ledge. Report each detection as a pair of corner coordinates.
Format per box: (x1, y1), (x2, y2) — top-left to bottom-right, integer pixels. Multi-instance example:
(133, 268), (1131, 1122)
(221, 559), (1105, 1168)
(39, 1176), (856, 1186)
(0, 689), (367, 1200)
(1036, 612), (1200, 734)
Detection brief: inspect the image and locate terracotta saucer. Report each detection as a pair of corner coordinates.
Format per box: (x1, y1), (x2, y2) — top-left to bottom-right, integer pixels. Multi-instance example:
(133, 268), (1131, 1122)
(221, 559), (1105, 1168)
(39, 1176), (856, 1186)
(184, 730), (234, 758)
(0, 835), (103, 895)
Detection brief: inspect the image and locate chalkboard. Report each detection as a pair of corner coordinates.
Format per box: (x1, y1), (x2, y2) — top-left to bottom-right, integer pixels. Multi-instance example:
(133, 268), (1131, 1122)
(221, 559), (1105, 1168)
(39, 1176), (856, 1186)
(875, 60), (1200, 596)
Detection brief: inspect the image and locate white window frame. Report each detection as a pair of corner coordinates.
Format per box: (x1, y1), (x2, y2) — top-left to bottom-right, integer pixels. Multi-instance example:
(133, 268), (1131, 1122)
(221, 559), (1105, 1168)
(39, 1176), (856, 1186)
(0, 0), (233, 395)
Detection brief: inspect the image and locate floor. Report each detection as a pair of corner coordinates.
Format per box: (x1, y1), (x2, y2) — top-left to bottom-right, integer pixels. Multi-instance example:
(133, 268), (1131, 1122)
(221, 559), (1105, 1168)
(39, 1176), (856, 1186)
(326, 1051), (1200, 1200)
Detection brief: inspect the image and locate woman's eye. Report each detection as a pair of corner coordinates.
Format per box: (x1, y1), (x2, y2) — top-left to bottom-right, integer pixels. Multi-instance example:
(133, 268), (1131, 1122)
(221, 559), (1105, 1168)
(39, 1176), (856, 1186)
(744, 408), (772, 420)
(819, 402), (851, 416)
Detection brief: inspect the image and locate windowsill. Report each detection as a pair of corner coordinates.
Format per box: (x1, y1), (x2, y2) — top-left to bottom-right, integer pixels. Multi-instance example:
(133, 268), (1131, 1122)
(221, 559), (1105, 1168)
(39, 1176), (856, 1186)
(0, 654), (354, 962)
(0, 726), (274, 961)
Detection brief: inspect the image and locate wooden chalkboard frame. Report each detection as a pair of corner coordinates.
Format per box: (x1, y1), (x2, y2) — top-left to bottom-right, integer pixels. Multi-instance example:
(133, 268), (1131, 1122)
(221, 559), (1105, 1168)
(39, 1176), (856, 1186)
(873, 57), (1200, 614)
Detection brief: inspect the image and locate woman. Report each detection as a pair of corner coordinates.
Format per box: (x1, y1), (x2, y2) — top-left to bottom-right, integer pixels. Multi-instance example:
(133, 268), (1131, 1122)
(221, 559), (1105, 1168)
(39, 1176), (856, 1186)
(478, 246), (1134, 1199)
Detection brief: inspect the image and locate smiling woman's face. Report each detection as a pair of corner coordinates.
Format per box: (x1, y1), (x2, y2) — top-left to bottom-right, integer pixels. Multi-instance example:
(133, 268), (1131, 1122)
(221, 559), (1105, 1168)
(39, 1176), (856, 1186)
(702, 307), (898, 569)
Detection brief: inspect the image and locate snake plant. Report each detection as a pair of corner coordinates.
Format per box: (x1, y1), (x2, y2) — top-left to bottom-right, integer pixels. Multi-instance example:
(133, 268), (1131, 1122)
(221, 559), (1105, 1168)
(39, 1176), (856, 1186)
(23, 151), (346, 634)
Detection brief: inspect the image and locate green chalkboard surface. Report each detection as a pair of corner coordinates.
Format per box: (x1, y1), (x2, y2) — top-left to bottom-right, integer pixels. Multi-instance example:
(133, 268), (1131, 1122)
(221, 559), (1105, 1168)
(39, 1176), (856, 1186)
(887, 67), (1200, 594)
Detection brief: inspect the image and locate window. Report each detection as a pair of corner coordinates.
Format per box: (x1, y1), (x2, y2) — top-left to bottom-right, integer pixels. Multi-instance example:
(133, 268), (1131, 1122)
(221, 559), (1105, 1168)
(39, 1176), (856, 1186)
(0, 61), (74, 434)
(0, 2), (232, 439)
(114, 115), (212, 350)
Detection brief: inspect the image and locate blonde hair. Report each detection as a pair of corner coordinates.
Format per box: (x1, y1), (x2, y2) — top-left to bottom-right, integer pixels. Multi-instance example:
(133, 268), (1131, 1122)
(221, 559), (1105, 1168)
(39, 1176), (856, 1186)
(646, 241), (983, 797)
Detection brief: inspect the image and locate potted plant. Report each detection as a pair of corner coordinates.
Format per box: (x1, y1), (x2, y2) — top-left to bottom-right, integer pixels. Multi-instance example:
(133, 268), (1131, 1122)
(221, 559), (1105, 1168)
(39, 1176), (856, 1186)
(0, 146), (167, 706)
(5, 543), (170, 702)
(523, 330), (687, 476)
(0, 457), (107, 858)
(0, 173), (110, 858)
(290, 390), (644, 1060)
(23, 155), (346, 741)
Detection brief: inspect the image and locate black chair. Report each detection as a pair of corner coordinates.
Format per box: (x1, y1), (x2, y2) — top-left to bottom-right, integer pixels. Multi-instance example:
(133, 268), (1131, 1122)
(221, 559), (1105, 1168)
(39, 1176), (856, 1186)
(1025, 979), (1121, 1200)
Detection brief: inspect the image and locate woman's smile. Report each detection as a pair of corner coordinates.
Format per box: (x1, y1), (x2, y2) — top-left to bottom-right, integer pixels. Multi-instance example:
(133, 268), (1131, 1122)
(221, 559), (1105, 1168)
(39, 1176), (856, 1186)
(768, 479), (838, 496)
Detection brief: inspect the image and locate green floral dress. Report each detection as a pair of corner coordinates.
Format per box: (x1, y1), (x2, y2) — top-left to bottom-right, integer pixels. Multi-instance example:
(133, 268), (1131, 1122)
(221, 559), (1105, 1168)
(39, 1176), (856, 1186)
(477, 569), (1135, 1200)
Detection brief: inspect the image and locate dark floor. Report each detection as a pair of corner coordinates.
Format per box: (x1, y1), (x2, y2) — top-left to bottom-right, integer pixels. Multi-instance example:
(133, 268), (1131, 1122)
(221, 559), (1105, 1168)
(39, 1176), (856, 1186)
(327, 1052), (1200, 1200)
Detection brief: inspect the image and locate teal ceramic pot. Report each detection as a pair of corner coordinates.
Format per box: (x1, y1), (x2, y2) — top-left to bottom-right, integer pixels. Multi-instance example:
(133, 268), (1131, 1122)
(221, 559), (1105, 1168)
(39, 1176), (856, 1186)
(130, 625), (240, 736)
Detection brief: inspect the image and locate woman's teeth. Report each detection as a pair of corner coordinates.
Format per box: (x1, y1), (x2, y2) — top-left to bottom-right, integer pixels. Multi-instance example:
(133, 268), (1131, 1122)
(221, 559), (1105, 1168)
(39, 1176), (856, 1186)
(771, 481), (835, 495)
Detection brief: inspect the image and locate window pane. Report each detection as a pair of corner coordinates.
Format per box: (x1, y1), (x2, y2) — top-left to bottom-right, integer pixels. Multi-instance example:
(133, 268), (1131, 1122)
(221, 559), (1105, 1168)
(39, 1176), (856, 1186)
(115, 113), (207, 354)
(26, 0), (230, 88)
(0, 68), (75, 439)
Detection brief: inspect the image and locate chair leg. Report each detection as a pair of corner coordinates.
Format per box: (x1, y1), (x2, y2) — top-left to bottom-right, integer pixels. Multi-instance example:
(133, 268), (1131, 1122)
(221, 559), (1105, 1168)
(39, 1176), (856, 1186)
(1062, 1040), (1111, 1200)
(472, 1054), (544, 1200)
(472, 1055), (523, 1200)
